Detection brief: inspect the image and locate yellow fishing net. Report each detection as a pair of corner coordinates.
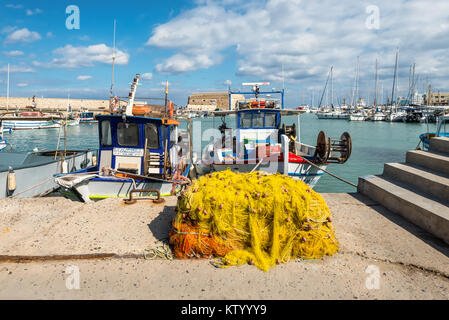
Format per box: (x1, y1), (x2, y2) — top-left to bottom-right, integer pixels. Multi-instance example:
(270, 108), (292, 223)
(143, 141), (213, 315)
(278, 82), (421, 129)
(169, 169), (338, 271)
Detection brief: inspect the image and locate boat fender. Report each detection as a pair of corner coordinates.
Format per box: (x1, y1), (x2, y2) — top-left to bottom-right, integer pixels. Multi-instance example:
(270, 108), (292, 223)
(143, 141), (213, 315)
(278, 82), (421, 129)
(62, 160), (68, 174)
(92, 156), (97, 167)
(7, 167), (16, 196)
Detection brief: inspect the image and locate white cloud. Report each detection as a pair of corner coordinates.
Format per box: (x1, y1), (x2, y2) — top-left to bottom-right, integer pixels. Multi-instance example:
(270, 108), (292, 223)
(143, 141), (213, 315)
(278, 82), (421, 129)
(5, 28), (41, 43)
(147, 0), (449, 95)
(5, 4), (23, 9)
(77, 75), (92, 81)
(33, 44), (130, 69)
(3, 50), (24, 56)
(26, 8), (43, 16)
(46, 32), (54, 38)
(141, 73), (153, 80)
(16, 83), (28, 87)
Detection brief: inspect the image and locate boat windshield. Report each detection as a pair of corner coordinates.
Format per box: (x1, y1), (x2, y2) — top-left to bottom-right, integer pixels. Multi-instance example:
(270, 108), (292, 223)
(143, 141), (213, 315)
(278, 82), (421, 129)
(239, 111), (278, 129)
(117, 122), (139, 147)
(100, 120), (112, 147)
(145, 123), (160, 149)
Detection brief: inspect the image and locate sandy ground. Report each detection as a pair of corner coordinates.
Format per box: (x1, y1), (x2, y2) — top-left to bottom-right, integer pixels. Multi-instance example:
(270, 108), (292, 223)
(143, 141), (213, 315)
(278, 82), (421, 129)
(0, 193), (448, 300)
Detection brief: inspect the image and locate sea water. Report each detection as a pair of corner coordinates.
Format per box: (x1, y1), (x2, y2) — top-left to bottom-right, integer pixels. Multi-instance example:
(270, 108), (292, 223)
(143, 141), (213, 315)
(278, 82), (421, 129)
(1, 114), (436, 193)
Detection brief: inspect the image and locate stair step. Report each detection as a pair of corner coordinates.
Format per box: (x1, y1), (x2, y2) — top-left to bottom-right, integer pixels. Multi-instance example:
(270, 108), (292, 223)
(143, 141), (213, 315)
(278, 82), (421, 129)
(383, 163), (449, 203)
(358, 175), (449, 245)
(429, 137), (449, 154)
(406, 150), (449, 175)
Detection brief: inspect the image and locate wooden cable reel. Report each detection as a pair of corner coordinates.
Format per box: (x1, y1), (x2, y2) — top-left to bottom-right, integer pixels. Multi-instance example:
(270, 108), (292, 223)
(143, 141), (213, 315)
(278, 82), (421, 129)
(314, 131), (352, 164)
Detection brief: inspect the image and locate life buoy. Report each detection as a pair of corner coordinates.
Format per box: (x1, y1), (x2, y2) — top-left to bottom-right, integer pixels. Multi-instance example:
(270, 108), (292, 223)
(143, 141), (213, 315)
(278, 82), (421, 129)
(169, 101), (174, 118)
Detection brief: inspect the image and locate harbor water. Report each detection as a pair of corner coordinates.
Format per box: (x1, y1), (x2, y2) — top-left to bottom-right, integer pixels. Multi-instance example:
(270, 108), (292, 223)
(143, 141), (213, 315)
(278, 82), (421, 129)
(1, 114), (437, 193)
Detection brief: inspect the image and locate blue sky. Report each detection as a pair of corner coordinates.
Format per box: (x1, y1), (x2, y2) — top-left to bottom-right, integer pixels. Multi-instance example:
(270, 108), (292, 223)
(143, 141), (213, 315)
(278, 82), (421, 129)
(1, 0), (449, 107)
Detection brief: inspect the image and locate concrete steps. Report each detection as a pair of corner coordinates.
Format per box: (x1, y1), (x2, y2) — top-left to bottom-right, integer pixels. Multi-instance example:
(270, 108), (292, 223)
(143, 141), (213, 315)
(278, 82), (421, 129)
(406, 150), (449, 175)
(429, 137), (449, 154)
(358, 137), (449, 245)
(358, 176), (449, 244)
(383, 163), (449, 203)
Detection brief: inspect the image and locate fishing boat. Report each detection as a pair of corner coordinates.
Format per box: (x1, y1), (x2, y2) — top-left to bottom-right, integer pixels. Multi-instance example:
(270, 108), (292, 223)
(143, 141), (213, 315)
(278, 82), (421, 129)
(55, 74), (192, 202)
(419, 114), (449, 150)
(0, 149), (96, 198)
(1, 111), (62, 130)
(78, 109), (98, 123)
(195, 83), (352, 188)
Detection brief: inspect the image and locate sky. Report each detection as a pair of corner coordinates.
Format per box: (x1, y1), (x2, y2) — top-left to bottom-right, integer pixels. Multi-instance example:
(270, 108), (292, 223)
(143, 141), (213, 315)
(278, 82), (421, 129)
(1, 0), (449, 107)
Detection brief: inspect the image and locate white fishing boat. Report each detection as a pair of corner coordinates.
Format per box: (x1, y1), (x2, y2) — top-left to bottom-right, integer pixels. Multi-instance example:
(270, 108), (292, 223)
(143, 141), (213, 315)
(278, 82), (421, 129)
(0, 150), (96, 198)
(1, 111), (62, 130)
(55, 74), (192, 202)
(195, 83), (352, 188)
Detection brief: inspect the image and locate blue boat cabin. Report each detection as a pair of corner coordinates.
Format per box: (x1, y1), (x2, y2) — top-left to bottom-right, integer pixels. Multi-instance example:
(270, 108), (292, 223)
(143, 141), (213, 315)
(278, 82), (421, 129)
(96, 115), (179, 179)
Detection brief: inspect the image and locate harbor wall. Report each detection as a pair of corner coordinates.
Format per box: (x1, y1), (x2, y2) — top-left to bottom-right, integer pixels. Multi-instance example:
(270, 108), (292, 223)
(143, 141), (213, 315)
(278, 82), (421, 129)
(0, 97), (110, 112)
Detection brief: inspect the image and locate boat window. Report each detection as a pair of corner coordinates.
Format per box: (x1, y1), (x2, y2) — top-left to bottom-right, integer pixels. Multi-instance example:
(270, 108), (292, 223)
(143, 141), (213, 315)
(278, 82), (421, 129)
(100, 120), (112, 147)
(144, 123), (160, 149)
(240, 113), (252, 128)
(252, 113), (264, 128)
(265, 113), (277, 127)
(117, 122), (139, 147)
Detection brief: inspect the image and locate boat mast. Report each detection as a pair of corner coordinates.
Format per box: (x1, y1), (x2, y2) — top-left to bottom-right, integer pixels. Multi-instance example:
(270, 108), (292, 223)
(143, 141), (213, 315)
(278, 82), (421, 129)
(109, 19), (116, 112)
(318, 68), (331, 108)
(374, 59), (378, 107)
(391, 48), (399, 107)
(6, 63), (10, 111)
(311, 89), (314, 108)
(352, 57), (360, 108)
(331, 66), (334, 108)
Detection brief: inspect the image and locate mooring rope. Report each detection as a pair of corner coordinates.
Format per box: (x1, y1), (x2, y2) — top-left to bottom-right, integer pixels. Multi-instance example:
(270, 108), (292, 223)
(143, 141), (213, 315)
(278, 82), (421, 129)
(302, 157), (357, 188)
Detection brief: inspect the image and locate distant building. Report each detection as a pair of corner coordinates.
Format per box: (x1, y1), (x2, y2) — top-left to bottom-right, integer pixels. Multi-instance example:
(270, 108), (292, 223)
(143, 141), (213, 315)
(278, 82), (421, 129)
(186, 92), (245, 111)
(423, 92), (449, 106)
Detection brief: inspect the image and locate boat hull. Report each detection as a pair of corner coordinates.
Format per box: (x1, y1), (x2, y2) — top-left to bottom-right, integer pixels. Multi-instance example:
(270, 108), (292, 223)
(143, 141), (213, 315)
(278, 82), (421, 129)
(0, 150), (95, 199)
(3, 120), (61, 130)
(316, 113), (349, 120)
(63, 177), (175, 202)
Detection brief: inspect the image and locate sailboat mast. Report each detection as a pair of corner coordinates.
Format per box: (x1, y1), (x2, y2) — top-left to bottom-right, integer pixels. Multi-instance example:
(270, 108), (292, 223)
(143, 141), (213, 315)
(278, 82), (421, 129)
(330, 65), (334, 107)
(355, 57), (360, 107)
(109, 20), (117, 110)
(374, 59), (378, 106)
(6, 63), (10, 111)
(391, 48), (399, 106)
